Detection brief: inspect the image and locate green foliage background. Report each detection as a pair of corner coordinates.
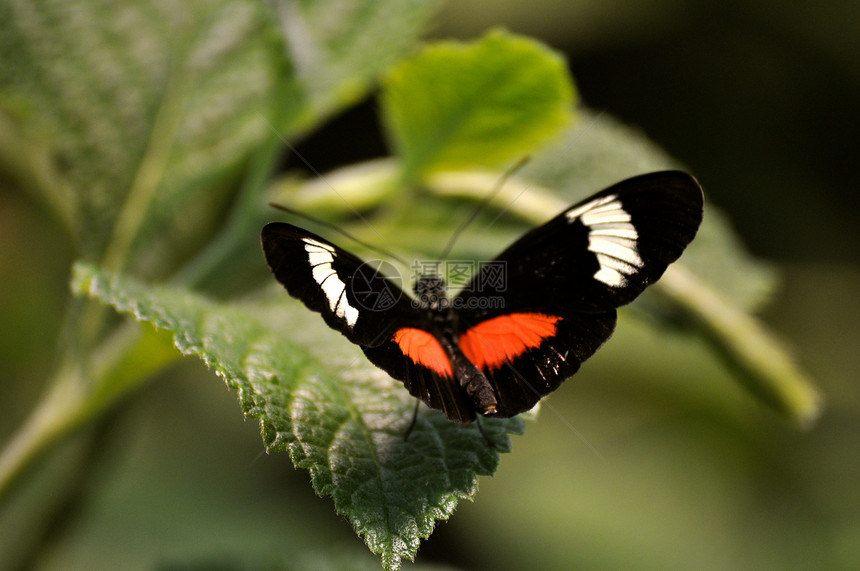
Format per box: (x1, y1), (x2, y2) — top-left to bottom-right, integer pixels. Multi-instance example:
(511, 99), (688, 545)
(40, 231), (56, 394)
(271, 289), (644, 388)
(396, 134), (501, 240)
(1, 1), (858, 569)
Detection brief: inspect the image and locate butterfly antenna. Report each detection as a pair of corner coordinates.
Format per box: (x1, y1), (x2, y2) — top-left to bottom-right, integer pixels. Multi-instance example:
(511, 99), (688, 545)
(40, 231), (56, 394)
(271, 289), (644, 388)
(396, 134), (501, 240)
(268, 202), (410, 267)
(437, 156), (531, 260)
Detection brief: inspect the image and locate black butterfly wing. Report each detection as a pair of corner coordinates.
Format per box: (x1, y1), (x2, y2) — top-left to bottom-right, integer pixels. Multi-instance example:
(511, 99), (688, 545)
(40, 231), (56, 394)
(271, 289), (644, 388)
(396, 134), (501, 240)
(457, 170), (704, 318)
(261, 222), (416, 347)
(452, 170), (704, 416)
(361, 338), (477, 423)
(453, 311), (618, 417)
(263, 222), (477, 422)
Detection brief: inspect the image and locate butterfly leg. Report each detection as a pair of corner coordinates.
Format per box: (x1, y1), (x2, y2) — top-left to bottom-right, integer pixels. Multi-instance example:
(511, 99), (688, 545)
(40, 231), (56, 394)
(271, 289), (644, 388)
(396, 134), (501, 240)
(403, 398), (421, 441)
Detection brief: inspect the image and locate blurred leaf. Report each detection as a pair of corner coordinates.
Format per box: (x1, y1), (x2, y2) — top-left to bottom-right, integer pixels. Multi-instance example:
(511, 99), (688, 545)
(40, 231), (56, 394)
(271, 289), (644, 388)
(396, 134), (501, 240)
(272, 0), (445, 131)
(0, 0), (279, 275)
(175, 0), (446, 291)
(72, 262), (523, 570)
(381, 29), (576, 181)
(0, 321), (180, 510)
(269, 158), (402, 216)
(0, 0), (445, 279)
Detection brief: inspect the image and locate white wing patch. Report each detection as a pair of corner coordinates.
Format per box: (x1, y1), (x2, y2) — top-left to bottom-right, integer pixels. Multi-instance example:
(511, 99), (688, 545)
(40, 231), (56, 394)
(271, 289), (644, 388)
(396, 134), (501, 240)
(566, 194), (643, 287)
(303, 238), (359, 327)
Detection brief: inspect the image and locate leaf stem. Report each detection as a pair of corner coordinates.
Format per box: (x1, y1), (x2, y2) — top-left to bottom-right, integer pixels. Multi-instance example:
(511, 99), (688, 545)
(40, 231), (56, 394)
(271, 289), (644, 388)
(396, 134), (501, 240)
(426, 169), (566, 223)
(0, 317), (178, 507)
(0, 356), (88, 507)
(174, 134), (282, 290)
(100, 70), (185, 274)
(658, 264), (822, 426)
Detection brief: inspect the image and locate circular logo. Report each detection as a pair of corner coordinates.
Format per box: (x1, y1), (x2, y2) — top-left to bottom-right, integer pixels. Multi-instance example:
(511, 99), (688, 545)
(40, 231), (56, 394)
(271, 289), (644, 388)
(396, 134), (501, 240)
(351, 259), (403, 312)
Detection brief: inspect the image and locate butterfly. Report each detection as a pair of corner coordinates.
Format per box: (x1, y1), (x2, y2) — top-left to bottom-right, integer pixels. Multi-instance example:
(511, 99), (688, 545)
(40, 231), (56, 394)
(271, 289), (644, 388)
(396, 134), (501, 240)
(261, 170), (704, 423)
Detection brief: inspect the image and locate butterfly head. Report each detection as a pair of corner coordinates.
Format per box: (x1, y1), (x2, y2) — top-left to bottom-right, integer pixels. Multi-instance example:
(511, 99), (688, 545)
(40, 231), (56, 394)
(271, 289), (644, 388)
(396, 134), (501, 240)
(414, 275), (448, 310)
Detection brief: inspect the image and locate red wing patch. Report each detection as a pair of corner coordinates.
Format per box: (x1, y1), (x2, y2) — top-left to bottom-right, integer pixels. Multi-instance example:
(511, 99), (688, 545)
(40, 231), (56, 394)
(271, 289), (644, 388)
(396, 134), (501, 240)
(393, 328), (454, 378)
(459, 313), (562, 371)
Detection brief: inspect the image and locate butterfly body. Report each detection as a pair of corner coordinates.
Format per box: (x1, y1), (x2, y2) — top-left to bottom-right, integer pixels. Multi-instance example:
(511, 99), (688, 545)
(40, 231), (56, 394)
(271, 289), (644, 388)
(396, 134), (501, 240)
(262, 171), (704, 423)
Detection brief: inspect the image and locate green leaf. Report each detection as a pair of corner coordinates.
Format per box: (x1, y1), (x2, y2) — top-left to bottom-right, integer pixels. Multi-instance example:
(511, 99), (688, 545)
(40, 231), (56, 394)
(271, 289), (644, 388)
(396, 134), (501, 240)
(0, 320), (180, 507)
(71, 262), (523, 570)
(274, 0), (445, 131)
(0, 0), (445, 279)
(0, 0), (280, 275)
(381, 29), (576, 181)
